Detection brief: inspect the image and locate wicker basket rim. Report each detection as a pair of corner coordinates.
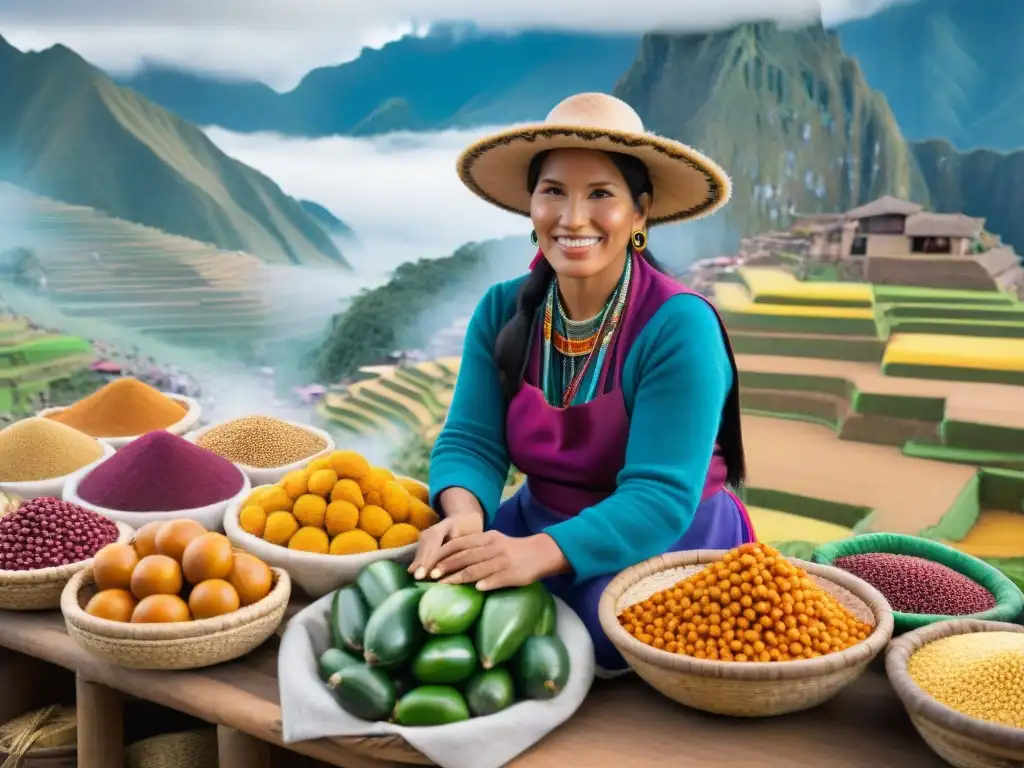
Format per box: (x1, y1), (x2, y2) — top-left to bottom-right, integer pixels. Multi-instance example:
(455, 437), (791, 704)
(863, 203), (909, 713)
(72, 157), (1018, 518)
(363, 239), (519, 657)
(224, 486), (420, 563)
(0, 521), (134, 583)
(885, 619), (1024, 749)
(811, 533), (1024, 623)
(37, 393), (200, 440)
(185, 419), (335, 473)
(597, 548), (895, 680)
(61, 563), (291, 640)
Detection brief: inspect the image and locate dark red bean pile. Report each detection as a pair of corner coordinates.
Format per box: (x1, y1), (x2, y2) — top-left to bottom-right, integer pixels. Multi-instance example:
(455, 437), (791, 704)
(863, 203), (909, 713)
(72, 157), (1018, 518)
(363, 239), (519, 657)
(834, 553), (996, 615)
(0, 497), (118, 571)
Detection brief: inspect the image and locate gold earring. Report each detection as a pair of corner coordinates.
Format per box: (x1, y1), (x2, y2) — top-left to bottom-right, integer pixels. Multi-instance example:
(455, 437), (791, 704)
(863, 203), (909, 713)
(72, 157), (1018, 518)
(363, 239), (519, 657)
(530, 230), (539, 246)
(631, 230), (648, 251)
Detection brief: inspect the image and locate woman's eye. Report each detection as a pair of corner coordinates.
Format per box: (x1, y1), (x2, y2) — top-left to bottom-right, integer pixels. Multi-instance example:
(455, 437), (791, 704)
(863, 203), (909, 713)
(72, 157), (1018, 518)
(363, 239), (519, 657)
(544, 187), (564, 196)
(590, 189), (611, 198)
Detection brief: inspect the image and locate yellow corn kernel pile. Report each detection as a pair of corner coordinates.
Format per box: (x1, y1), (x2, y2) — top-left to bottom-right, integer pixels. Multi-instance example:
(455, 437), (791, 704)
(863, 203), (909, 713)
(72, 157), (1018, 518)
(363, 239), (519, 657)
(907, 631), (1024, 728)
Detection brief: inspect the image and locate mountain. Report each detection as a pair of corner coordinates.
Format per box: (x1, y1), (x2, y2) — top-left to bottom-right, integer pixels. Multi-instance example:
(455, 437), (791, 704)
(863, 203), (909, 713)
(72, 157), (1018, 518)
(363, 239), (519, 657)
(838, 0), (1024, 151)
(0, 35), (347, 267)
(911, 139), (1024, 262)
(299, 200), (359, 243)
(615, 23), (928, 238)
(118, 28), (641, 136)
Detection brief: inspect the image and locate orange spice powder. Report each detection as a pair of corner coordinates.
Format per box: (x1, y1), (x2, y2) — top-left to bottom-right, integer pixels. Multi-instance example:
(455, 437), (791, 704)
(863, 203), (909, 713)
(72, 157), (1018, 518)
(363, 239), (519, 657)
(45, 377), (187, 438)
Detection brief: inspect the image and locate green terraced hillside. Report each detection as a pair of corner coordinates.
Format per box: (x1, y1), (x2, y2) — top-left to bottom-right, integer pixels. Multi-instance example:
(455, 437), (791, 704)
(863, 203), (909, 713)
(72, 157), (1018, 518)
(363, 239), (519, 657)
(0, 185), (351, 357)
(0, 314), (94, 416)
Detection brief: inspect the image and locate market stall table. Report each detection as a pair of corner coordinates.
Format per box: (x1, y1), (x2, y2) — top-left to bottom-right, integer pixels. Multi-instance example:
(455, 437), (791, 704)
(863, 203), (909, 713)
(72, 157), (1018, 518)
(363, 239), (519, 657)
(0, 608), (946, 768)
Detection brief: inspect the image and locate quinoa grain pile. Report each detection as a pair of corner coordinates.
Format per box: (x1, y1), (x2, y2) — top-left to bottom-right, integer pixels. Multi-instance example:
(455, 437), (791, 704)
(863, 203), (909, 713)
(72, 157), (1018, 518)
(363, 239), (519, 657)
(0, 419), (105, 482)
(197, 416), (328, 468)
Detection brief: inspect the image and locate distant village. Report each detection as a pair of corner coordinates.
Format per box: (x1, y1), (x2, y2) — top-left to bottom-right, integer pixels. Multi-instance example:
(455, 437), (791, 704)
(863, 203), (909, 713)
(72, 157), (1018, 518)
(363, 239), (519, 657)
(684, 195), (1024, 297)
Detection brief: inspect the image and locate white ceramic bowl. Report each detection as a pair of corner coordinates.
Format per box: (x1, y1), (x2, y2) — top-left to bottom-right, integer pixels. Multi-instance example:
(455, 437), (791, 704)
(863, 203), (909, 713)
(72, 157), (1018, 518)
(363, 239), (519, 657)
(0, 442), (116, 501)
(184, 419), (335, 486)
(63, 461), (251, 532)
(38, 394), (202, 450)
(222, 480), (425, 598)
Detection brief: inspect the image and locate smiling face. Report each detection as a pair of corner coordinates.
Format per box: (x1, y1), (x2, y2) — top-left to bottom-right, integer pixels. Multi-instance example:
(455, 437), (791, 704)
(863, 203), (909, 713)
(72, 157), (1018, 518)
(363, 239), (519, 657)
(529, 148), (649, 281)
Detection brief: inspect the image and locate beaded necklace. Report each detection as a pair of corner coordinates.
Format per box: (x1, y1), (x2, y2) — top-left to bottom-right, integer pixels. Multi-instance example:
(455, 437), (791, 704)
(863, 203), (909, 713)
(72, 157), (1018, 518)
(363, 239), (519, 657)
(540, 255), (633, 407)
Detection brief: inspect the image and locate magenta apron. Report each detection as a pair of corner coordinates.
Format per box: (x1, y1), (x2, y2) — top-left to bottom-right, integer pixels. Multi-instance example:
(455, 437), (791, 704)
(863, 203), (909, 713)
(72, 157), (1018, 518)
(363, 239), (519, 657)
(491, 254), (755, 671)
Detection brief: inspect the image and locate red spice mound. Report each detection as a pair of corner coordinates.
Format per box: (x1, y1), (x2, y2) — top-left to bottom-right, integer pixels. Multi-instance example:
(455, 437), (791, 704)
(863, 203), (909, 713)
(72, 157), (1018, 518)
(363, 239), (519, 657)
(0, 497), (119, 571)
(834, 553), (996, 615)
(77, 431), (245, 512)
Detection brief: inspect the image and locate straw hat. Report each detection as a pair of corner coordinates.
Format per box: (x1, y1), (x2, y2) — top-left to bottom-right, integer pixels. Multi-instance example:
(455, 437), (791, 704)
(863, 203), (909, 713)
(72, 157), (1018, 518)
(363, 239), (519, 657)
(456, 93), (731, 226)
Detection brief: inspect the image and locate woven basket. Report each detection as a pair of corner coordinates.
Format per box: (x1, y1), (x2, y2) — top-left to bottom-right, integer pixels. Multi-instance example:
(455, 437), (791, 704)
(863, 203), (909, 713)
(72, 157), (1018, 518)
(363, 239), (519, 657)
(60, 565), (290, 670)
(812, 533), (1024, 633)
(597, 549), (895, 717)
(0, 705), (77, 768)
(886, 619), (1024, 768)
(0, 521), (134, 611)
(126, 729), (218, 768)
(223, 480), (422, 598)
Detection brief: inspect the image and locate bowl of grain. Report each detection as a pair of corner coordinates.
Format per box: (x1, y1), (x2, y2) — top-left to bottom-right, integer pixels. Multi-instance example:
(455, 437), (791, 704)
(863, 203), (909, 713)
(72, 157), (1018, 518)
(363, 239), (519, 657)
(598, 543), (894, 717)
(886, 619), (1024, 768)
(184, 416), (334, 486)
(0, 418), (116, 499)
(37, 377), (201, 450)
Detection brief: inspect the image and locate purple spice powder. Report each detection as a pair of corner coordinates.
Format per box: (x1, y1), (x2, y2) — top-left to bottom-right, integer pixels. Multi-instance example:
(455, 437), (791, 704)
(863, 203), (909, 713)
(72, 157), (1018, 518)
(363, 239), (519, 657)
(835, 552), (996, 615)
(77, 431), (244, 512)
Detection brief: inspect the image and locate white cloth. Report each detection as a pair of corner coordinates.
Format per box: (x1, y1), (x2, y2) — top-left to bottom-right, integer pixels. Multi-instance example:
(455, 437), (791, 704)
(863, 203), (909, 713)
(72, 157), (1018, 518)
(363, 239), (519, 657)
(279, 591), (596, 768)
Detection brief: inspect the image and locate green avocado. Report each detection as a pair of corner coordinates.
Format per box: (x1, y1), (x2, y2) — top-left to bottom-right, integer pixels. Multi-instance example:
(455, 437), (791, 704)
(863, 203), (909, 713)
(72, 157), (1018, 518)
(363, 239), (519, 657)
(465, 668), (516, 717)
(330, 584), (370, 652)
(329, 664), (396, 722)
(363, 587), (425, 669)
(393, 685), (471, 726)
(411, 635), (478, 684)
(514, 635), (571, 700)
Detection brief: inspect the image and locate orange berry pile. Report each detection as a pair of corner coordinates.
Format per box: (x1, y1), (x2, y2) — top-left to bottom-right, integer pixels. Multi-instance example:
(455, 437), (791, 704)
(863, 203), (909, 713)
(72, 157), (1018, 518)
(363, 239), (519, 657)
(619, 543), (873, 662)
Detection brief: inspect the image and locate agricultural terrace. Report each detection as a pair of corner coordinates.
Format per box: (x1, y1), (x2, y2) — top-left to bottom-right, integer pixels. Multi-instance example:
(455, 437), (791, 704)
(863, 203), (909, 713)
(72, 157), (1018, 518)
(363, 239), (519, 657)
(318, 266), (1024, 591)
(0, 185), (344, 358)
(0, 314), (95, 417)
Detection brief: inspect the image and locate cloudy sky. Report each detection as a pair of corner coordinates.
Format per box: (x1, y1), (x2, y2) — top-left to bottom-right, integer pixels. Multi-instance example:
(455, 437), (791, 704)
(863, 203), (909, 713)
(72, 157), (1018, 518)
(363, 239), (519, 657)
(1, 0), (910, 90)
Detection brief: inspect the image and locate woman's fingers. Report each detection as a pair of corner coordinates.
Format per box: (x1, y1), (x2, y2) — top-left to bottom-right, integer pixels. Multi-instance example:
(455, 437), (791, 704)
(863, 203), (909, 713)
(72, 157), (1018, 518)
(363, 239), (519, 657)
(439, 559), (502, 585)
(434, 541), (499, 578)
(408, 519), (454, 578)
(430, 533), (495, 577)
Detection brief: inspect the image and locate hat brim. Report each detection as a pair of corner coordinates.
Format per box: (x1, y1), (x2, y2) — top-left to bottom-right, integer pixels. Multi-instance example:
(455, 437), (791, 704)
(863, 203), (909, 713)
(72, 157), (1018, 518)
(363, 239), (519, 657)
(456, 124), (732, 226)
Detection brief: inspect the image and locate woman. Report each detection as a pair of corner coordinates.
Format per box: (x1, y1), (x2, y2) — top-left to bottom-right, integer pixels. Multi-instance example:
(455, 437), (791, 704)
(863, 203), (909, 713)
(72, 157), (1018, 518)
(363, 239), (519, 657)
(409, 93), (755, 672)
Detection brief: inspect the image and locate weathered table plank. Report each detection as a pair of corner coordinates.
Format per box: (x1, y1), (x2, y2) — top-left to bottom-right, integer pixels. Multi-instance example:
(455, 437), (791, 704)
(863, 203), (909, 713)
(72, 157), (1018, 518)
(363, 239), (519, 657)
(0, 610), (944, 767)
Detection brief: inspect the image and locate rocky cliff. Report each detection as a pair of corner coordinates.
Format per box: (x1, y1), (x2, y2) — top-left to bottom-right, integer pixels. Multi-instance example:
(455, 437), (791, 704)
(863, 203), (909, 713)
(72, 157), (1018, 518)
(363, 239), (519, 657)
(911, 139), (1024, 258)
(614, 23), (930, 238)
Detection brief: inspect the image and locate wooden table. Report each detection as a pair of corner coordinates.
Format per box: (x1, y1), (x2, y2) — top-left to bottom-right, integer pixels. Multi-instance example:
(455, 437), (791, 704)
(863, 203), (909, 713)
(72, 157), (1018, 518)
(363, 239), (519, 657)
(0, 609), (946, 768)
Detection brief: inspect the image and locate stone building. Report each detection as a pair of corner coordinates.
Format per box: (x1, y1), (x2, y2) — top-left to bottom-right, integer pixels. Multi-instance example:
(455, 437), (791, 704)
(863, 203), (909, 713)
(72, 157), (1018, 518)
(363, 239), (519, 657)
(794, 196), (1023, 290)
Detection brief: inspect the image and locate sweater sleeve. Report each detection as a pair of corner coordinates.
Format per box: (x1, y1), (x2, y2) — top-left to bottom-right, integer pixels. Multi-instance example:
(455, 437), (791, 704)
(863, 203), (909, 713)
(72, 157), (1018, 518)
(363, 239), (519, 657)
(544, 294), (733, 583)
(428, 282), (516, 523)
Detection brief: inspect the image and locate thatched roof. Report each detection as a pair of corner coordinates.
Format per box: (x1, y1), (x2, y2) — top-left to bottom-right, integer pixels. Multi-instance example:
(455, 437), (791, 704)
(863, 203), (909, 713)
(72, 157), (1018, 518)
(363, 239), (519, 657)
(844, 196), (923, 219)
(905, 212), (985, 238)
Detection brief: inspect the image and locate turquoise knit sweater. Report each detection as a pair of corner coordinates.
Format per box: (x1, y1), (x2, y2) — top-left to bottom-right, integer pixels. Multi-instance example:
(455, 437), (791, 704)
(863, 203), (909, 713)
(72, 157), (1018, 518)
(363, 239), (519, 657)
(429, 275), (732, 583)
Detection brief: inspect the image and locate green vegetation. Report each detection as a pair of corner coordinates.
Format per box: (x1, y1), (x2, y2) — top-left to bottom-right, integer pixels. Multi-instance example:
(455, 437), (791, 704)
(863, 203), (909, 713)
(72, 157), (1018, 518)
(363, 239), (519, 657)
(0, 39), (344, 266)
(0, 317), (97, 417)
(314, 239), (520, 384)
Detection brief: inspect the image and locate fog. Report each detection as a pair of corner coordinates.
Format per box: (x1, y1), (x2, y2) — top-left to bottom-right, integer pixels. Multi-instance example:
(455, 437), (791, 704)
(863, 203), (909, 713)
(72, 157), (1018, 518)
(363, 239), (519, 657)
(204, 125), (736, 276)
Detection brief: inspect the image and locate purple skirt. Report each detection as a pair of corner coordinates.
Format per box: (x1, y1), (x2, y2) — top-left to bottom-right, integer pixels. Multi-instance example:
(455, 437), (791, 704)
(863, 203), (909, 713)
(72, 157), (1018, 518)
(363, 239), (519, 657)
(490, 482), (753, 671)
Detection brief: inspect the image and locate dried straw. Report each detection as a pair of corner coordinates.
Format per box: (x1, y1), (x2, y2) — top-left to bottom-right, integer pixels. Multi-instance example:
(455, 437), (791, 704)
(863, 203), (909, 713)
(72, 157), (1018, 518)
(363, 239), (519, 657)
(0, 706), (76, 768)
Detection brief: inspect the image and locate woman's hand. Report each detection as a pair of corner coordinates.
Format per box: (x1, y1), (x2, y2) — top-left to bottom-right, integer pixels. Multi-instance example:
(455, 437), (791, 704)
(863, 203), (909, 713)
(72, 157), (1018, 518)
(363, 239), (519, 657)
(408, 487), (485, 580)
(432, 532), (569, 591)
